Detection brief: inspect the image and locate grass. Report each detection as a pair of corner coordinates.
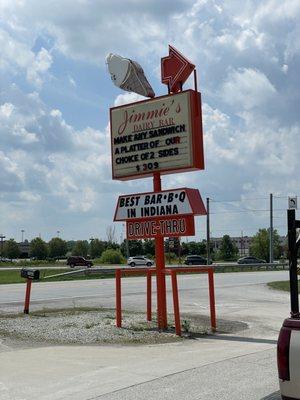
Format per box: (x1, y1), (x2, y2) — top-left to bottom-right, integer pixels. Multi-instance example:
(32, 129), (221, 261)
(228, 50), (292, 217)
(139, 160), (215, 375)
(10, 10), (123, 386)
(0, 263), (288, 285)
(0, 259), (61, 268)
(0, 269), (115, 284)
(0, 259), (125, 268)
(268, 280), (300, 292)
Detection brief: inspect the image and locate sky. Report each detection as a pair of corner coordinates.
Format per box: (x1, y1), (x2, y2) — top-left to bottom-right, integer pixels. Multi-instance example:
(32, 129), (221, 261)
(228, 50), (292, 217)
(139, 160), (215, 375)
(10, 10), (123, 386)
(0, 0), (299, 243)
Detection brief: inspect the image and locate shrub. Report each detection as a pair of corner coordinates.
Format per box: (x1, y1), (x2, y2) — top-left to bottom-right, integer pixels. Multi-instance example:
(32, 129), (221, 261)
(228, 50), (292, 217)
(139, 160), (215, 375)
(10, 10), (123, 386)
(165, 252), (177, 262)
(100, 249), (125, 264)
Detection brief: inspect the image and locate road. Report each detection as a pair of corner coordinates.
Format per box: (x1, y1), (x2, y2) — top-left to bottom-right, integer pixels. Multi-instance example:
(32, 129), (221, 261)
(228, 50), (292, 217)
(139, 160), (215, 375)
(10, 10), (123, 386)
(0, 270), (289, 316)
(0, 271), (289, 399)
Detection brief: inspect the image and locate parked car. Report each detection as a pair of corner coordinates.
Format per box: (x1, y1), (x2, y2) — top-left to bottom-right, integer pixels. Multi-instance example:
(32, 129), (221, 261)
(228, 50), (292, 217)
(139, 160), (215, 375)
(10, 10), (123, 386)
(277, 318), (300, 399)
(66, 256), (93, 268)
(184, 255), (211, 265)
(127, 256), (153, 267)
(237, 256), (266, 264)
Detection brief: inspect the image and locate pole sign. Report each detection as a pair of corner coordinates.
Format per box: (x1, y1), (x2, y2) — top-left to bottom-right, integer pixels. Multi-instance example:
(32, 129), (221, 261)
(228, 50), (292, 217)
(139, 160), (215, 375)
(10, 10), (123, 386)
(114, 188), (206, 221)
(288, 197), (297, 209)
(110, 90), (204, 180)
(126, 215), (195, 239)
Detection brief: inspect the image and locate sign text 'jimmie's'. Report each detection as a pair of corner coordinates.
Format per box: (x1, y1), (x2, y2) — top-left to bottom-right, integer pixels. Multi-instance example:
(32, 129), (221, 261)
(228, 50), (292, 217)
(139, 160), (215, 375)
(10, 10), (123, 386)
(110, 90), (203, 180)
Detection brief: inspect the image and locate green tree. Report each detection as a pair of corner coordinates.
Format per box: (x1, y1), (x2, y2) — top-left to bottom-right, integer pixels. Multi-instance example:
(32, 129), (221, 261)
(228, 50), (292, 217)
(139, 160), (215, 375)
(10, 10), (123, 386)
(3, 239), (20, 260)
(100, 249), (125, 264)
(143, 239), (155, 256)
(119, 239), (129, 258)
(250, 228), (282, 261)
(120, 239), (143, 257)
(66, 240), (76, 255)
(90, 239), (105, 259)
(48, 237), (68, 259)
(181, 241), (206, 256)
(30, 237), (48, 260)
(72, 240), (89, 257)
(219, 235), (239, 261)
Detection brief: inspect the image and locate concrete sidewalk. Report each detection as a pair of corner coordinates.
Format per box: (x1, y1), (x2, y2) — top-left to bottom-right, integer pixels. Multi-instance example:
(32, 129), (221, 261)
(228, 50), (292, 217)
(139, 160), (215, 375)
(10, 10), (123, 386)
(0, 333), (279, 400)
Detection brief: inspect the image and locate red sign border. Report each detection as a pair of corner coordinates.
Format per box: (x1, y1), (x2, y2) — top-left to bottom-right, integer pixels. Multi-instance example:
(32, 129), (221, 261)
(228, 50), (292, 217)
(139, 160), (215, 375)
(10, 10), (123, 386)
(110, 89), (204, 181)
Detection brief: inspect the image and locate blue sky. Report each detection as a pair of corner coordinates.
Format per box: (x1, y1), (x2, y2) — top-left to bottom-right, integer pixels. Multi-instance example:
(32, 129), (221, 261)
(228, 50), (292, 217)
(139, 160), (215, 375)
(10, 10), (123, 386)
(0, 0), (299, 242)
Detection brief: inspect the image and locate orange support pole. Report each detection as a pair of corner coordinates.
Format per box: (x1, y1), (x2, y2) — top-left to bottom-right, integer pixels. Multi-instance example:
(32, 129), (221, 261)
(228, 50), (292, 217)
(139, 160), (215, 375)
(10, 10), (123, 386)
(208, 268), (216, 332)
(116, 269), (122, 327)
(171, 271), (181, 336)
(147, 270), (152, 321)
(153, 172), (167, 329)
(24, 278), (32, 314)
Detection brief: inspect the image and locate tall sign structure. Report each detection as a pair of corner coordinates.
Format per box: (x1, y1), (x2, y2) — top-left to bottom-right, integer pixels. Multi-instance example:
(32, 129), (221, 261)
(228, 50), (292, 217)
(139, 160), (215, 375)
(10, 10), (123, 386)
(108, 46), (206, 329)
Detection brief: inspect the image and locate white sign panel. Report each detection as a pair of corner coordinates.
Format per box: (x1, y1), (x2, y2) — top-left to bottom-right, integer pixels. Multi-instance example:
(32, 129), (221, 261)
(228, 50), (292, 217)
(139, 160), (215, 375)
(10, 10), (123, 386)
(288, 197), (297, 209)
(110, 90), (203, 180)
(114, 189), (193, 221)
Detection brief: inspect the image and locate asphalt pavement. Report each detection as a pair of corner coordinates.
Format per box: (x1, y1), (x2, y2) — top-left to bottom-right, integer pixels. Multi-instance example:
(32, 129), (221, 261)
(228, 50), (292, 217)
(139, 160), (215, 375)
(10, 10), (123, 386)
(0, 271), (290, 399)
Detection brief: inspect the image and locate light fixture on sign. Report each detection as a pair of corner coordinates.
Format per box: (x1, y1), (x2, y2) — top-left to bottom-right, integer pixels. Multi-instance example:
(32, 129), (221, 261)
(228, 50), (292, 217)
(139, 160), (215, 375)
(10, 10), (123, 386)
(106, 53), (155, 98)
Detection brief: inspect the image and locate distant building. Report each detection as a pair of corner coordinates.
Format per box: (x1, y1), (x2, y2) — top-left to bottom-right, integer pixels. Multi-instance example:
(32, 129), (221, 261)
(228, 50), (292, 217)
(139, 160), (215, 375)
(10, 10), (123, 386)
(18, 240), (30, 258)
(211, 236), (252, 256)
(211, 235), (287, 257)
(0, 239), (30, 259)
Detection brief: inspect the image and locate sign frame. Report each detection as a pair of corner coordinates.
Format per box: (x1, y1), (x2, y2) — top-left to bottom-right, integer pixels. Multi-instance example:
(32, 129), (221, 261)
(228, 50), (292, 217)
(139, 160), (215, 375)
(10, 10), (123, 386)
(110, 89), (204, 181)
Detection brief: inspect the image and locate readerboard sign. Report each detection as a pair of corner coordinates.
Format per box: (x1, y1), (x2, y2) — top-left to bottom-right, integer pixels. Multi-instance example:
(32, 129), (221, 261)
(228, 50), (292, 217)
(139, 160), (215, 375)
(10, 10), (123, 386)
(126, 215), (195, 239)
(110, 90), (204, 180)
(114, 188), (206, 221)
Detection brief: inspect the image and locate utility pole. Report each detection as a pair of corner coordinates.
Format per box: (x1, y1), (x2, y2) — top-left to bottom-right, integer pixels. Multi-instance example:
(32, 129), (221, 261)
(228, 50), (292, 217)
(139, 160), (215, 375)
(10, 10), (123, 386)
(206, 197), (210, 264)
(241, 230), (244, 256)
(123, 224), (129, 259)
(0, 234), (5, 261)
(269, 193), (273, 263)
(287, 209), (299, 317)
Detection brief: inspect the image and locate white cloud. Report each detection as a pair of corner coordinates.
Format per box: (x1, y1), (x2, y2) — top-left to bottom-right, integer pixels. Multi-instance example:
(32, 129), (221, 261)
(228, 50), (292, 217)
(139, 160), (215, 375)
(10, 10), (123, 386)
(0, 0), (299, 239)
(19, 191), (41, 203)
(26, 47), (53, 86)
(0, 28), (52, 86)
(68, 74), (76, 87)
(221, 68), (276, 111)
(0, 103), (14, 117)
(0, 85), (113, 221)
(0, 0), (188, 65)
(114, 92), (145, 107)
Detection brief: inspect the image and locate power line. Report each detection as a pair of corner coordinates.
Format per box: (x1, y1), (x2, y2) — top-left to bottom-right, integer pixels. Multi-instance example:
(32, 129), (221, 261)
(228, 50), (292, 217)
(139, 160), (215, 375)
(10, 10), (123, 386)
(210, 195), (299, 203)
(211, 197), (268, 203)
(210, 208), (287, 215)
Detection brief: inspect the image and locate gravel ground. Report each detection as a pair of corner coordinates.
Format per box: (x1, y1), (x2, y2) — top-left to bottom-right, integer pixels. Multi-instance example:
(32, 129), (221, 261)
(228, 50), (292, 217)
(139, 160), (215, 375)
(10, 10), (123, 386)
(0, 307), (248, 346)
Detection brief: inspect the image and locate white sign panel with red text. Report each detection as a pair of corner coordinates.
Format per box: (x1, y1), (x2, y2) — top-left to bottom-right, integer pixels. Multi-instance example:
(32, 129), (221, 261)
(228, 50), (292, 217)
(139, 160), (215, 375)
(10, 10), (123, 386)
(114, 188), (206, 221)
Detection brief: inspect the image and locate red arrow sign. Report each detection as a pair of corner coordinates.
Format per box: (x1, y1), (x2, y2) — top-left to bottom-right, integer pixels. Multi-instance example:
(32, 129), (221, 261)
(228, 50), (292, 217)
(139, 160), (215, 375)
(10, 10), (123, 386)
(161, 45), (195, 93)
